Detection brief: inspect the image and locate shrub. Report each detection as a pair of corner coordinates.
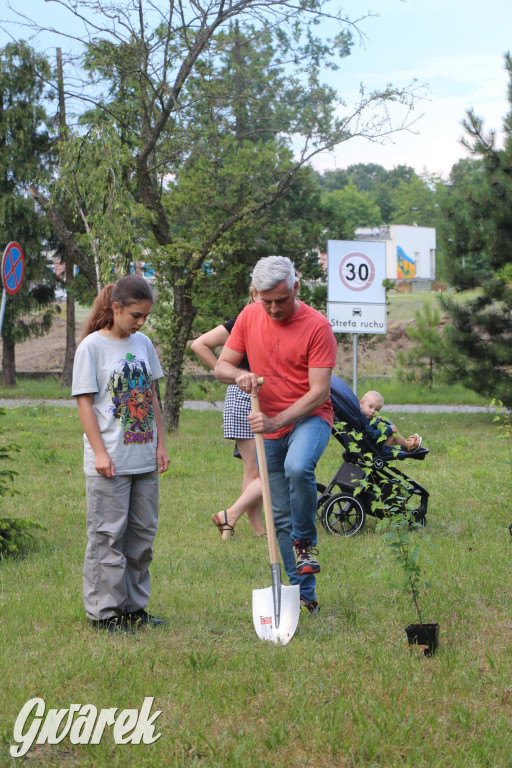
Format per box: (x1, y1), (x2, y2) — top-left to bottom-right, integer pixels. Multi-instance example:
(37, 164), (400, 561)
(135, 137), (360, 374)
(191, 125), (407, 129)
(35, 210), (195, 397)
(0, 407), (44, 557)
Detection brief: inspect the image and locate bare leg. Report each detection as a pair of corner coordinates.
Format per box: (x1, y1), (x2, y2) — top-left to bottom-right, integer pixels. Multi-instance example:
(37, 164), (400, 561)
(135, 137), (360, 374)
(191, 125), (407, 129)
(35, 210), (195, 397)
(385, 433), (421, 451)
(212, 439), (265, 540)
(385, 433), (408, 449)
(237, 438), (265, 535)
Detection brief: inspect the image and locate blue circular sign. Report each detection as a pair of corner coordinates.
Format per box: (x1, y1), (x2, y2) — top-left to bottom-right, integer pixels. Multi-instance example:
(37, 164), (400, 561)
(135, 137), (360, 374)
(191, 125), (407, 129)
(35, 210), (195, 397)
(1, 242), (25, 295)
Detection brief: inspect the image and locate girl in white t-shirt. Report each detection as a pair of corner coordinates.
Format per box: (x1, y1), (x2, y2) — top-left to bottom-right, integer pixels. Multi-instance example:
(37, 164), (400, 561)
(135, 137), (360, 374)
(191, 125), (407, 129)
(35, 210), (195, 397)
(72, 275), (169, 633)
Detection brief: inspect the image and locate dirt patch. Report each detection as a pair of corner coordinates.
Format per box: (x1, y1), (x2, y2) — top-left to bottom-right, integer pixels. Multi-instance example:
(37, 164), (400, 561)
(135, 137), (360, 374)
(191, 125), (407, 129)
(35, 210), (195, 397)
(2, 314), (418, 377)
(335, 321), (417, 378)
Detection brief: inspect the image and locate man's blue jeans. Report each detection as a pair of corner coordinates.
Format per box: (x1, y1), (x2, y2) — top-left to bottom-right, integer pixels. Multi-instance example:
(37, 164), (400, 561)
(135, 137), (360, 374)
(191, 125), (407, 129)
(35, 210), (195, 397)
(263, 416), (331, 603)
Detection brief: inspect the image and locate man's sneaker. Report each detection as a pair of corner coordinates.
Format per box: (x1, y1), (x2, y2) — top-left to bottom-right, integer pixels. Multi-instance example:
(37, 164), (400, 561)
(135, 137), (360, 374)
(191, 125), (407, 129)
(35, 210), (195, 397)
(293, 540), (320, 575)
(300, 598), (320, 616)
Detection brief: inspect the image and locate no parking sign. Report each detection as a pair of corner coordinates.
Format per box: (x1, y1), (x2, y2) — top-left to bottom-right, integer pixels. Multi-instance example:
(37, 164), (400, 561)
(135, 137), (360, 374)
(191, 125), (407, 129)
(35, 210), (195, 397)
(2, 242), (25, 295)
(0, 241), (25, 335)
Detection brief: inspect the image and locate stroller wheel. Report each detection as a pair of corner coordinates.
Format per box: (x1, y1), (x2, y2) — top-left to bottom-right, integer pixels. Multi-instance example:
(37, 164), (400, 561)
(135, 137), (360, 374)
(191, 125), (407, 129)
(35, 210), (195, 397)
(322, 493), (366, 537)
(316, 482), (327, 511)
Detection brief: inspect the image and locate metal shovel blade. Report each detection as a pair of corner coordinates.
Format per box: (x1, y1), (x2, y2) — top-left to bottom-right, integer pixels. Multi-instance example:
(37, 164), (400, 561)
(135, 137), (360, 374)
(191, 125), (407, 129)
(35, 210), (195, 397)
(250, 389), (301, 645)
(252, 583), (300, 645)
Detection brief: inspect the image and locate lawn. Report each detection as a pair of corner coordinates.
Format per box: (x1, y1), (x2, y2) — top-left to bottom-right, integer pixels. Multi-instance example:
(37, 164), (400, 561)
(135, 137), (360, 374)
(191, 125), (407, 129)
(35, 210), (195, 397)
(0, 405), (511, 767)
(0, 374), (490, 407)
(385, 288), (481, 323)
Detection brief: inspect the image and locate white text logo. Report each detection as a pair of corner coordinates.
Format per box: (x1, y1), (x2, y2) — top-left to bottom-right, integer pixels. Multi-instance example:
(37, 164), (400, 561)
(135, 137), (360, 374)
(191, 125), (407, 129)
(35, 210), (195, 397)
(11, 697), (162, 758)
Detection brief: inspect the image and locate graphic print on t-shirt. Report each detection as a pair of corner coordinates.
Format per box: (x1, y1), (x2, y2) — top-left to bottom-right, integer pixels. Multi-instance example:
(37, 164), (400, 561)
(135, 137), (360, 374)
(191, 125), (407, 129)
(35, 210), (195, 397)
(262, 340), (289, 384)
(107, 353), (155, 445)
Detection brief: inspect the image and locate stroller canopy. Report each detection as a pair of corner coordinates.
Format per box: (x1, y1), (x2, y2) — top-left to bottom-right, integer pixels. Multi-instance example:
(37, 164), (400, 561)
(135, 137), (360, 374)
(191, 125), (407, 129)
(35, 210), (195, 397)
(329, 374), (429, 462)
(330, 375), (369, 433)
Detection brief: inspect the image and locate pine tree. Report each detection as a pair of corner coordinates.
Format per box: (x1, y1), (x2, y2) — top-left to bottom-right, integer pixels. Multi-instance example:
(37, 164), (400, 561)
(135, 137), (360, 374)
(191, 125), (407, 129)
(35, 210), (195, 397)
(439, 53), (512, 405)
(397, 303), (445, 389)
(0, 42), (57, 386)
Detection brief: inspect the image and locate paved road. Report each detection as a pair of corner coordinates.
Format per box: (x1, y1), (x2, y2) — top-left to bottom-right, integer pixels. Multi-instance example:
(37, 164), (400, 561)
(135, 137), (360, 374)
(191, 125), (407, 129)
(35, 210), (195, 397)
(0, 398), (227, 410)
(0, 398), (495, 413)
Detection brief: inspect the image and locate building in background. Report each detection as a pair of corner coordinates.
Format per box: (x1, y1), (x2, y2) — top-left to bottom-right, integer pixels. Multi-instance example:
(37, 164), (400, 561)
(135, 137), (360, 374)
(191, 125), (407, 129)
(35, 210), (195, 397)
(355, 225), (436, 287)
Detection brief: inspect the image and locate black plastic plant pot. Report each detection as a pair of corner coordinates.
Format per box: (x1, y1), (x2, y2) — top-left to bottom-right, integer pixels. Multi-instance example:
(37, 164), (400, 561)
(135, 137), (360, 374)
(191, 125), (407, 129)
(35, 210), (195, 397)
(405, 623), (440, 656)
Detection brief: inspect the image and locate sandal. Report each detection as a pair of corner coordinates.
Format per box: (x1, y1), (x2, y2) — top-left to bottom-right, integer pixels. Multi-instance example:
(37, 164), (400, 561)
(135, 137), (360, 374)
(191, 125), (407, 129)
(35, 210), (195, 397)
(212, 511), (234, 541)
(406, 434), (422, 452)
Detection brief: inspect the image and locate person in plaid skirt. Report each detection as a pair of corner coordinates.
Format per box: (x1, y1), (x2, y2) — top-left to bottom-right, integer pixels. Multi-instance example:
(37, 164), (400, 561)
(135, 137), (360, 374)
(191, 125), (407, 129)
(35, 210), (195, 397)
(191, 289), (266, 540)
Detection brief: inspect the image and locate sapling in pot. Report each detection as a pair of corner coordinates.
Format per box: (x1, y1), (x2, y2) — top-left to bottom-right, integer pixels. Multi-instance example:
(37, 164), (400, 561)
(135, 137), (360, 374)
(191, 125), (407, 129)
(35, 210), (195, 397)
(376, 505), (438, 655)
(377, 509), (426, 625)
(346, 424), (438, 652)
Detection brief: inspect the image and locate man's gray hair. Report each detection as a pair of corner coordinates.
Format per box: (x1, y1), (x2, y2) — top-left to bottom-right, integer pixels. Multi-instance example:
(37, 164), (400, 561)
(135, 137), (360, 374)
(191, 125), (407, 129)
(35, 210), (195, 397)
(251, 256), (296, 291)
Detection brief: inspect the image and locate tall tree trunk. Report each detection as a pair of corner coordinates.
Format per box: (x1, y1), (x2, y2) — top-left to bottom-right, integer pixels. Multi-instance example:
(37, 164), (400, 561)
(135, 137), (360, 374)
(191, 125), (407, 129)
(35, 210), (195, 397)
(57, 47), (77, 388)
(162, 283), (197, 431)
(1, 337), (15, 387)
(62, 261), (76, 387)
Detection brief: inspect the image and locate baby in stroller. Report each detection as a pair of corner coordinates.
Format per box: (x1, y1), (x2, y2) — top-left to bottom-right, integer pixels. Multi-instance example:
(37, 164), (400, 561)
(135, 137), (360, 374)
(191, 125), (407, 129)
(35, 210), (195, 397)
(360, 390), (422, 454)
(316, 376), (429, 537)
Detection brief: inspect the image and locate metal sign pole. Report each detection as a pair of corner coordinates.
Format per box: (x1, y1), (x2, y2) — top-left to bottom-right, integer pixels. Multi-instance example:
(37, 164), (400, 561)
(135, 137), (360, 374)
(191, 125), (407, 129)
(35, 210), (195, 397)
(0, 289), (6, 336)
(352, 333), (358, 396)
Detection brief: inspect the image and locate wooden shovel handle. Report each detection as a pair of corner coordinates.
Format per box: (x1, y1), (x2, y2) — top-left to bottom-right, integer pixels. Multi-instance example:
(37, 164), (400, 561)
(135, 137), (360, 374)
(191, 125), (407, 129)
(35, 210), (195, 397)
(250, 390), (280, 566)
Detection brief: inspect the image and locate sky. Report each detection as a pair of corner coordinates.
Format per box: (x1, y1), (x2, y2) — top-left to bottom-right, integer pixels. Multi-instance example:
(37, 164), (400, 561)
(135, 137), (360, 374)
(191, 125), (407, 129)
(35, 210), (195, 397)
(315, 0), (512, 178)
(1, 0), (511, 179)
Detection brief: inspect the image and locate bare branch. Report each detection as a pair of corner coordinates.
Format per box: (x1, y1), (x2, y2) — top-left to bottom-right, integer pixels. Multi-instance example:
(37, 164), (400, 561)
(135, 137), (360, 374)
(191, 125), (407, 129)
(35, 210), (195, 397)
(26, 183), (97, 288)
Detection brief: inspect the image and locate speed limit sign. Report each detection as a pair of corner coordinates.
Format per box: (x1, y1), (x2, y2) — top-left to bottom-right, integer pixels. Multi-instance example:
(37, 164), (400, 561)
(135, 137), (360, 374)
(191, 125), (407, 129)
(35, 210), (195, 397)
(327, 240), (386, 335)
(338, 252), (376, 292)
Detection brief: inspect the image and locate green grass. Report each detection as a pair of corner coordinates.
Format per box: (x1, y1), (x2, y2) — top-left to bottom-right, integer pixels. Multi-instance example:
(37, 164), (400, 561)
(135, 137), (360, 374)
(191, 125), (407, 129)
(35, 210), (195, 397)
(0, 406), (511, 766)
(356, 378), (489, 406)
(0, 375), (227, 403)
(1, 375), (490, 407)
(0, 377), (73, 399)
(386, 288), (481, 323)
(1, 289), (490, 405)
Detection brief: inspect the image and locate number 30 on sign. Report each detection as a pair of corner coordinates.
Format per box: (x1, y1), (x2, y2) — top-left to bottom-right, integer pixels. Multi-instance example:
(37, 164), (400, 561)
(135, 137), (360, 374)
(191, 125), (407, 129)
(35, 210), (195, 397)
(339, 252), (375, 292)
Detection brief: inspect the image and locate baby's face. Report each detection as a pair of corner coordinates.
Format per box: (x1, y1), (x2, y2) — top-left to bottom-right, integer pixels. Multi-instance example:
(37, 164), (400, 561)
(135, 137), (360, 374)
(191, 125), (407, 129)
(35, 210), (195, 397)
(360, 394), (384, 419)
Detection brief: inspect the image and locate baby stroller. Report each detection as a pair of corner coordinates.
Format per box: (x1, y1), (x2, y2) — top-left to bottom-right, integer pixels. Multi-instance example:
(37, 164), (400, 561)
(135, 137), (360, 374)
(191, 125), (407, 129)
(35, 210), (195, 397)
(317, 375), (429, 537)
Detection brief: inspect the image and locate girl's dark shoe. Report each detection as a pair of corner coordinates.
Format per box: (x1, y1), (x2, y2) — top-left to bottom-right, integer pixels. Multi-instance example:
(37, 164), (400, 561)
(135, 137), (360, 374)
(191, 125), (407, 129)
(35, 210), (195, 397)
(124, 609), (165, 627)
(90, 617), (135, 634)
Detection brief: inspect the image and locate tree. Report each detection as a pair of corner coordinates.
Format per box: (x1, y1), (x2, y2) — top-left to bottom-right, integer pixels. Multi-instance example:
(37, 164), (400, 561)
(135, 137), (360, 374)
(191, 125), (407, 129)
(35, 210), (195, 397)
(51, 125), (142, 289)
(397, 302), (445, 388)
(436, 157), (489, 288)
(439, 53), (512, 405)
(317, 163), (388, 195)
(0, 42), (57, 386)
(388, 173), (439, 228)
(319, 180), (381, 245)
(316, 163), (431, 224)
(370, 165), (418, 222)
(162, 22), (329, 331)
(315, 167), (350, 192)
(12, 1), (422, 429)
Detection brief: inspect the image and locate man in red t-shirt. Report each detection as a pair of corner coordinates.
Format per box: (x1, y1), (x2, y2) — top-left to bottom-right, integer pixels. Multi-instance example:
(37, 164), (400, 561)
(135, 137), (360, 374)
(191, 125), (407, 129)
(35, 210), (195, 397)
(215, 256), (337, 614)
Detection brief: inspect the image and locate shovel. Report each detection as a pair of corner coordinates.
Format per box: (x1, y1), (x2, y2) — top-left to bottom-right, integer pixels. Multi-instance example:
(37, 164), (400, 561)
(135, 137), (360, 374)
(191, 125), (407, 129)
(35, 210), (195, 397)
(250, 387), (300, 645)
